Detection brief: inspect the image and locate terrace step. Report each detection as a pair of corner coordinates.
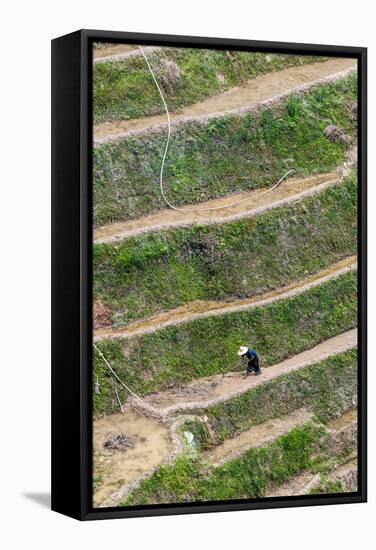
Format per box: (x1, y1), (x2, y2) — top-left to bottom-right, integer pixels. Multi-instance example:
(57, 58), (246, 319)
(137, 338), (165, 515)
(94, 58), (356, 142)
(129, 329), (357, 419)
(94, 256), (356, 341)
(94, 173), (339, 243)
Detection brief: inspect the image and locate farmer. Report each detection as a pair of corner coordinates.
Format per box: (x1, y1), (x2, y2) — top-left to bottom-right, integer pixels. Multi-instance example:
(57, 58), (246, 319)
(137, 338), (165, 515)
(237, 346), (262, 376)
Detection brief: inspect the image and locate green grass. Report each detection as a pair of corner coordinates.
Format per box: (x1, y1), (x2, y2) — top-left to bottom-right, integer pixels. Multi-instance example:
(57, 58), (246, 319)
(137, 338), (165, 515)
(93, 274), (357, 415)
(93, 174), (357, 326)
(93, 48), (327, 124)
(122, 419), (342, 505)
(93, 74), (357, 226)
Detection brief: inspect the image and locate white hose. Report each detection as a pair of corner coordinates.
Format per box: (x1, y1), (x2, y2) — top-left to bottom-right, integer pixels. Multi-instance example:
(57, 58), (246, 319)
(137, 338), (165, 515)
(93, 343), (142, 401)
(139, 46), (294, 213)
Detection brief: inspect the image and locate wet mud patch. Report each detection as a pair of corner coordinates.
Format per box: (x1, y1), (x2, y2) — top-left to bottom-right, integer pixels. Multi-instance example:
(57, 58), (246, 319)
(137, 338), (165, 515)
(93, 411), (171, 506)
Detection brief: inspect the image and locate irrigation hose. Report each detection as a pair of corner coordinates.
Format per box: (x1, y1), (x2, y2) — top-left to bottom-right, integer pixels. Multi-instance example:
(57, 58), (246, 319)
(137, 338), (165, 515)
(93, 343), (142, 402)
(139, 46), (294, 213)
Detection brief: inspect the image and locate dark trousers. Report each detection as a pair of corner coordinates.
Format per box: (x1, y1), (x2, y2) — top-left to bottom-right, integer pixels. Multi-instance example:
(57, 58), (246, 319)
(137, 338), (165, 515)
(247, 358), (261, 375)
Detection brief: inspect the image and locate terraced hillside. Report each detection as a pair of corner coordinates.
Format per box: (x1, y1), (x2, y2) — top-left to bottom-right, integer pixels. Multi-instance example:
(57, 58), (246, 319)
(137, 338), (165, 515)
(93, 47), (329, 125)
(92, 44), (358, 508)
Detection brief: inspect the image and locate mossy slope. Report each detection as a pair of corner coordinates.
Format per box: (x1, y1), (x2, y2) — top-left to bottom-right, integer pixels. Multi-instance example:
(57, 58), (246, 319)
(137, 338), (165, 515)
(93, 75), (356, 226)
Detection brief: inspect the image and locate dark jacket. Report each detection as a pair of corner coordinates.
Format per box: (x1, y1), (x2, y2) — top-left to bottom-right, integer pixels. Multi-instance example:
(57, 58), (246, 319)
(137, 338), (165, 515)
(245, 348), (258, 361)
(246, 348), (260, 374)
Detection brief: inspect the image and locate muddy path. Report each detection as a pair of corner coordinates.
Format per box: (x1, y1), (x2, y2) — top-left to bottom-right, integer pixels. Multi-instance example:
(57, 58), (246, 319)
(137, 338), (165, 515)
(94, 45), (160, 63)
(94, 173), (338, 243)
(94, 58), (356, 141)
(94, 256), (356, 341)
(132, 329), (357, 417)
(94, 43), (136, 59)
(327, 408), (358, 430)
(204, 409), (313, 466)
(93, 410), (171, 506)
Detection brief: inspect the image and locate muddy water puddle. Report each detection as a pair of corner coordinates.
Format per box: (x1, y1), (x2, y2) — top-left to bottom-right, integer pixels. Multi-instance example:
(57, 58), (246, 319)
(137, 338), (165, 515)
(93, 411), (171, 506)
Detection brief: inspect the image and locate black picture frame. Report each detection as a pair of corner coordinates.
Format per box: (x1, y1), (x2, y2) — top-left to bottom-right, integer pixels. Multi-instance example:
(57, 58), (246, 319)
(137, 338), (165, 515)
(51, 29), (367, 521)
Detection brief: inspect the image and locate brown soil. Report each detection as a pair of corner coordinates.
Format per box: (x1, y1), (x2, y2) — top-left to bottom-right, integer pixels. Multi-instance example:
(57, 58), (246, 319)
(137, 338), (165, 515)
(94, 173), (338, 243)
(94, 58), (356, 141)
(327, 409), (358, 430)
(93, 43), (138, 60)
(93, 411), (171, 506)
(94, 256), (356, 341)
(93, 299), (112, 330)
(137, 329), (357, 415)
(204, 409), (312, 466)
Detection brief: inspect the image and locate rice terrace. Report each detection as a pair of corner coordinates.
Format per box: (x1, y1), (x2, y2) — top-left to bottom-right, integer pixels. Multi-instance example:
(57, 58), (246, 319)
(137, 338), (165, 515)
(92, 42), (359, 508)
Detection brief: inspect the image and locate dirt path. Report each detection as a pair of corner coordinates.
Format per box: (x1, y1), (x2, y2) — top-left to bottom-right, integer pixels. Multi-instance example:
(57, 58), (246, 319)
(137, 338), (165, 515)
(94, 256), (356, 341)
(94, 43), (136, 59)
(93, 410), (171, 506)
(94, 45), (160, 63)
(94, 173), (338, 243)
(327, 409), (358, 430)
(131, 329), (357, 418)
(94, 58), (356, 141)
(204, 409), (313, 466)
